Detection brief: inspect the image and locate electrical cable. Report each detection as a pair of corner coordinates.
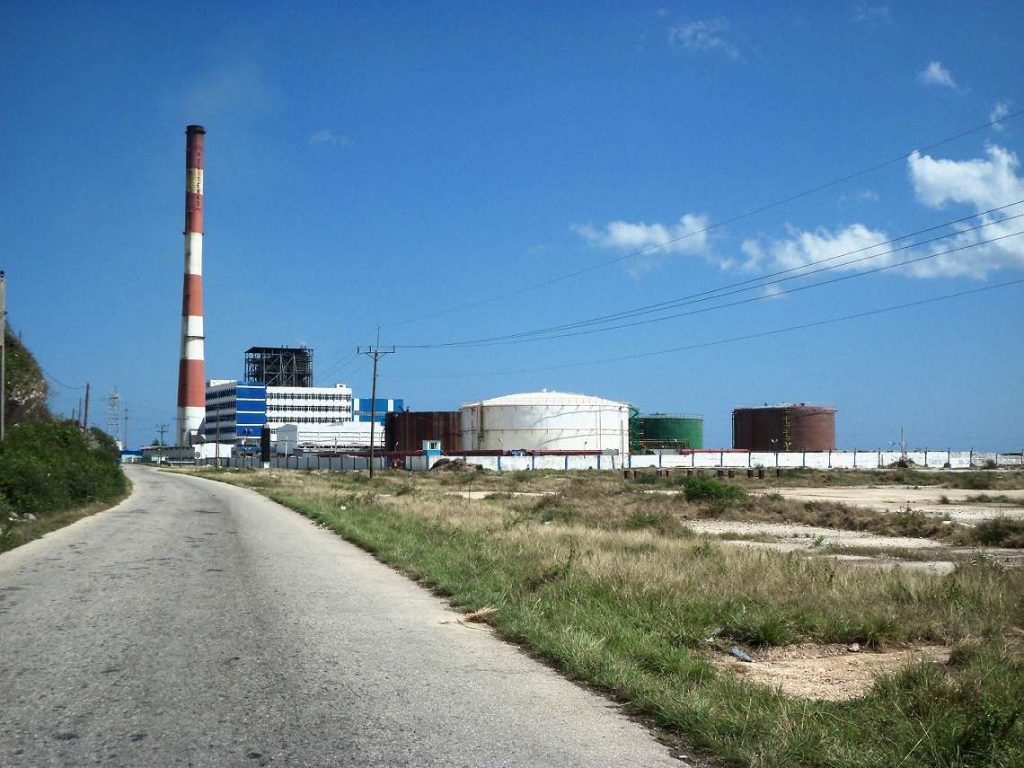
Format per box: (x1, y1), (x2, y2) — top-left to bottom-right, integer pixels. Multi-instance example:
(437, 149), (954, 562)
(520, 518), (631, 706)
(484, 202), (1024, 342)
(396, 212), (1024, 349)
(386, 106), (1024, 327)
(38, 366), (87, 390)
(399, 277), (1024, 379)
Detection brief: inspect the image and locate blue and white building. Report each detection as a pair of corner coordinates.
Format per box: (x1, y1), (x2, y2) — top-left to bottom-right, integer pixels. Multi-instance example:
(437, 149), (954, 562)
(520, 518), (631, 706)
(353, 398), (404, 424)
(204, 382), (402, 452)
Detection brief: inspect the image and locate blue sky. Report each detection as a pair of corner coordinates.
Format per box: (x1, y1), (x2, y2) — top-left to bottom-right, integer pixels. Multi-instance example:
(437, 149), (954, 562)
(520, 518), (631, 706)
(2, 2), (1022, 450)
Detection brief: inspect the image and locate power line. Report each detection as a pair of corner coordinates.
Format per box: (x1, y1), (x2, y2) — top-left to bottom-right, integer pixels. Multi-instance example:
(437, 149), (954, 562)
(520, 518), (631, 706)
(386, 106), (1024, 327)
(398, 277), (1024, 379)
(397, 211), (1024, 349)
(487, 202), (1024, 343)
(38, 365), (88, 390)
(447, 228), (1024, 346)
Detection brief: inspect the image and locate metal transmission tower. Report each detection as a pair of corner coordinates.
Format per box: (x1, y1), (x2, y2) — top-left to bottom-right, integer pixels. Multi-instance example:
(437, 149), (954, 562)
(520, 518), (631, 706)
(106, 388), (121, 448)
(357, 329), (395, 479)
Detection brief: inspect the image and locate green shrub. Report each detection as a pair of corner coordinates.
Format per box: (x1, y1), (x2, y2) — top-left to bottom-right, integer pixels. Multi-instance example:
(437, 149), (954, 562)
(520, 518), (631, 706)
(0, 419), (126, 517)
(682, 475), (746, 503)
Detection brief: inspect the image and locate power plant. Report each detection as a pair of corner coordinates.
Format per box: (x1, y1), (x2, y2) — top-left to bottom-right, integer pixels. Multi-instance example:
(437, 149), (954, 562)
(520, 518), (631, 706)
(176, 125), (206, 445)
(160, 124), (844, 463)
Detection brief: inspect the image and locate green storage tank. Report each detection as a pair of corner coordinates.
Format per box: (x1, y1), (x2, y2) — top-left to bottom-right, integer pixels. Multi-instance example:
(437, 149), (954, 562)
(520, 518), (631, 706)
(635, 413), (704, 451)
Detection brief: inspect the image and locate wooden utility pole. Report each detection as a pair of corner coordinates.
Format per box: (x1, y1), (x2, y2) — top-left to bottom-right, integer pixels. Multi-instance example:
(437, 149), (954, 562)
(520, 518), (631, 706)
(82, 382), (91, 430)
(357, 328), (395, 479)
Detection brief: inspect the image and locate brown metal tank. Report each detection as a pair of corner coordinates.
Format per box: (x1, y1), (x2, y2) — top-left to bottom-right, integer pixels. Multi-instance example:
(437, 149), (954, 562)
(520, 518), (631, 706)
(732, 404), (836, 451)
(385, 411), (462, 452)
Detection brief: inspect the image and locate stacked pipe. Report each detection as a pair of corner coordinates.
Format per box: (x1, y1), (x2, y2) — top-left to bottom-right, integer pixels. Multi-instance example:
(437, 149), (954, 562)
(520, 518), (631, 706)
(177, 124), (206, 445)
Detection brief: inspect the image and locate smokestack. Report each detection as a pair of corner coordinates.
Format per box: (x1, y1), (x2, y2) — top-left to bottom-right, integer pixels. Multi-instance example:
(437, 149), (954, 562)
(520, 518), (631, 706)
(177, 124), (206, 445)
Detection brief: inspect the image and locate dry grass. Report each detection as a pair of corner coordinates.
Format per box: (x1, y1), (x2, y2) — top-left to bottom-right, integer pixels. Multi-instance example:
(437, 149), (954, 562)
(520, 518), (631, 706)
(183, 468), (1024, 767)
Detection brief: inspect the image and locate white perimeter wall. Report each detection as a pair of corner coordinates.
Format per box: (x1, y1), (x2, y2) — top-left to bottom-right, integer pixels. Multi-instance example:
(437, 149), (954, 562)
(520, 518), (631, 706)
(195, 450), (1022, 472)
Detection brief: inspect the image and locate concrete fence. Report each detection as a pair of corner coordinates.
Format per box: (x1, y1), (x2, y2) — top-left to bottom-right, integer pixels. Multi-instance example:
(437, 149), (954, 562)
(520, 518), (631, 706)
(197, 450), (1022, 472)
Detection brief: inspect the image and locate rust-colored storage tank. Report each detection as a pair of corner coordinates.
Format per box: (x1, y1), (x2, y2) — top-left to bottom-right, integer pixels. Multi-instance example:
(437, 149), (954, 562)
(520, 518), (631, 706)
(732, 404), (836, 451)
(385, 411), (462, 453)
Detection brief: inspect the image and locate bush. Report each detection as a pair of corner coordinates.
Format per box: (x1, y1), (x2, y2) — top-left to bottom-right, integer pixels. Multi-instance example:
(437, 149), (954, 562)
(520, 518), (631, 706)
(682, 475), (746, 503)
(971, 519), (1024, 549)
(0, 419), (126, 517)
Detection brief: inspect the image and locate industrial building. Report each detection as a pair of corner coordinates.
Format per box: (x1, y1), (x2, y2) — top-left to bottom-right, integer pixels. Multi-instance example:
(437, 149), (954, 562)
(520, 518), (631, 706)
(386, 411), (462, 453)
(202, 346), (403, 453)
(630, 413), (704, 452)
(204, 380), (354, 446)
(461, 391), (630, 455)
(245, 346), (313, 387)
(732, 404), (837, 451)
(353, 398), (404, 425)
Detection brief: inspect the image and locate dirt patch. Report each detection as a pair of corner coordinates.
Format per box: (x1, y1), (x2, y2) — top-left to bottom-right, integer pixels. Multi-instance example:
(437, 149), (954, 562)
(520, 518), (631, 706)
(712, 643), (950, 701)
(683, 520), (946, 549)
(757, 486), (1024, 523)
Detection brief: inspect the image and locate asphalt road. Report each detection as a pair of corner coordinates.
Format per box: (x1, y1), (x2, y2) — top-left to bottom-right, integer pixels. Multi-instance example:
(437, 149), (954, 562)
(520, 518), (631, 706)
(0, 466), (681, 767)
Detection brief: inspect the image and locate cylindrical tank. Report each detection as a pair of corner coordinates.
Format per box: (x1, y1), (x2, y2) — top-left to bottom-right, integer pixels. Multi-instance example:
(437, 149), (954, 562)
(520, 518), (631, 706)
(634, 414), (704, 450)
(732, 404), (836, 451)
(461, 391), (630, 455)
(385, 411), (462, 453)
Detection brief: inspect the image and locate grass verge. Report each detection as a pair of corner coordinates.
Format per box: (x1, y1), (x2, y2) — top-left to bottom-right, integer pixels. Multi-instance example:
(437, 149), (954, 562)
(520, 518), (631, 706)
(190, 469), (1024, 767)
(0, 492), (130, 553)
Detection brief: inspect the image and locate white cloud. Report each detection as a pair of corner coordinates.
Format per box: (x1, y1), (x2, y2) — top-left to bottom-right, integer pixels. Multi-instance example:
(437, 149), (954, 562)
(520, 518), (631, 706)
(309, 129), (352, 147)
(727, 144), (1024, 284)
(908, 146), (1024, 210)
(905, 145), (1024, 277)
(918, 61), (957, 90)
(740, 223), (894, 276)
(990, 101), (1011, 131)
(741, 147), (1024, 281)
(669, 19), (740, 60)
(573, 213), (712, 276)
(853, 2), (891, 24)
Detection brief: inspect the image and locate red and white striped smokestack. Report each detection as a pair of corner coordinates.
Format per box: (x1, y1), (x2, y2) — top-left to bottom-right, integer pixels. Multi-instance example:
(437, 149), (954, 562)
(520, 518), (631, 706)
(177, 124), (206, 445)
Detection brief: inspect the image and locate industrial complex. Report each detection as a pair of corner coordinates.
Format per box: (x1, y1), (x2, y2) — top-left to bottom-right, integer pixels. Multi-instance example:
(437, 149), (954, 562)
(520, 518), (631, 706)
(157, 124), (1015, 469)
(202, 346), (402, 454)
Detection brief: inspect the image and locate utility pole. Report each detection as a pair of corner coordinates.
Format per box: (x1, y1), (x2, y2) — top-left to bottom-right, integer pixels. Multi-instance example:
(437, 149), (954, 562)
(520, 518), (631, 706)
(123, 406), (129, 452)
(157, 423), (168, 446)
(0, 270), (6, 441)
(357, 328), (395, 479)
(82, 382), (91, 430)
(214, 404), (220, 469)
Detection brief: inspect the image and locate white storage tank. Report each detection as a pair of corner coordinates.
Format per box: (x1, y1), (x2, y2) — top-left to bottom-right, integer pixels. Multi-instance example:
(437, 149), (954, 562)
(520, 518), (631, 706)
(461, 391), (630, 455)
